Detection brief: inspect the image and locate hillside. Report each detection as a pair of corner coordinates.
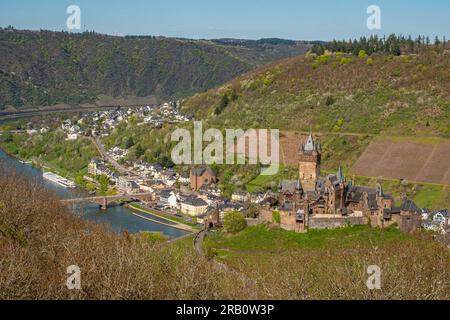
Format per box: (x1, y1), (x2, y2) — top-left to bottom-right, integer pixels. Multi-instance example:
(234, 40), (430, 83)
(0, 28), (310, 111)
(1, 166), (448, 299)
(204, 225), (450, 299)
(181, 49), (450, 138)
(0, 167), (253, 299)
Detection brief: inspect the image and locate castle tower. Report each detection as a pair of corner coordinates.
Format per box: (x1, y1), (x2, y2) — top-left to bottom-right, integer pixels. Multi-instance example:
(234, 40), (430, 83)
(298, 131), (321, 192)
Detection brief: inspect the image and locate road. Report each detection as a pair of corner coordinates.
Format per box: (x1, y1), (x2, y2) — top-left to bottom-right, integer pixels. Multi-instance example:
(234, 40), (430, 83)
(0, 105), (147, 122)
(90, 136), (142, 177)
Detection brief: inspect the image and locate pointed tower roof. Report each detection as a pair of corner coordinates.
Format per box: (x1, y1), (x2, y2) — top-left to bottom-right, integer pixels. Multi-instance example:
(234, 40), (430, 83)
(337, 165), (344, 183)
(377, 183), (384, 197)
(303, 129), (315, 152)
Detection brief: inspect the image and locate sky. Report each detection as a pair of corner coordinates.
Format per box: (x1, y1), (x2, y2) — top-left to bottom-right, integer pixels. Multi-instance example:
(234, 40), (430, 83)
(0, 0), (449, 40)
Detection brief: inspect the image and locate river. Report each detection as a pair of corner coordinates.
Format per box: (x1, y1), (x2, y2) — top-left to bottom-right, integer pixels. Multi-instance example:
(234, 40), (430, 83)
(0, 149), (190, 239)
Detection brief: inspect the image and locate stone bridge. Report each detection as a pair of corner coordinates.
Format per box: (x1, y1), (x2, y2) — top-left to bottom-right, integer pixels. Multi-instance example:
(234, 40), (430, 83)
(60, 192), (154, 210)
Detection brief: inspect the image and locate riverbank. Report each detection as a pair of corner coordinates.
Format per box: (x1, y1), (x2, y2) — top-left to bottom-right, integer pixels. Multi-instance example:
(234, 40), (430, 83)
(0, 148), (191, 238)
(127, 203), (198, 233)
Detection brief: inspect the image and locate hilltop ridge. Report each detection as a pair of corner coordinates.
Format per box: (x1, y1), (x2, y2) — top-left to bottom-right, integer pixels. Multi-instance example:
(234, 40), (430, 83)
(0, 28), (311, 111)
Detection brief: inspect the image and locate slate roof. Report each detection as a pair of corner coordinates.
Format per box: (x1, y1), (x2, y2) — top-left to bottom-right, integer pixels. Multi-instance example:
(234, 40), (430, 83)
(367, 193), (378, 210)
(182, 196), (208, 207)
(316, 177), (326, 193)
(159, 189), (175, 199)
(400, 199), (420, 213)
(280, 200), (294, 212)
(280, 180), (302, 194)
(191, 166), (216, 177)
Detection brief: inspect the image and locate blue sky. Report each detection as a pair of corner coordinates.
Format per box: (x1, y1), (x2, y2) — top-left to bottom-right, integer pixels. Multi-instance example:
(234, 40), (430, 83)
(0, 0), (449, 40)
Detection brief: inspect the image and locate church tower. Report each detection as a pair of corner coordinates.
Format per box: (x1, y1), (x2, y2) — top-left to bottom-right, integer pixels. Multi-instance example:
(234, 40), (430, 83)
(298, 131), (321, 191)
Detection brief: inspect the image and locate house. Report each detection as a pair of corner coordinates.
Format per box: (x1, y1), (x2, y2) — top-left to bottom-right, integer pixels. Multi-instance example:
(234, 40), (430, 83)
(190, 166), (217, 191)
(88, 158), (118, 183)
(180, 196), (208, 217)
(432, 209), (449, 225)
(250, 192), (266, 204)
(421, 208), (431, 220)
(422, 220), (442, 232)
(117, 177), (140, 194)
(157, 189), (175, 208)
(66, 133), (78, 141)
(161, 169), (177, 186)
(157, 189), (178, 209)
(178, 174), (190, 185)
(232, 191), (250, 203)
(218, 202), (245, 220)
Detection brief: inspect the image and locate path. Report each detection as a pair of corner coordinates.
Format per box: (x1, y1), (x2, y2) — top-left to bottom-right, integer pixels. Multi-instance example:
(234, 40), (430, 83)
(129, 205), (196, 232)
(193, 230), (258, 299)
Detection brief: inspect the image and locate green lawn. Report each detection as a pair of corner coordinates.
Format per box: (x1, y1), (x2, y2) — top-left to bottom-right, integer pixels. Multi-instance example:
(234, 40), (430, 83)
(414, 185), (450, 209)
(205, 224), (409, 258)
(129, 203), (201, 229)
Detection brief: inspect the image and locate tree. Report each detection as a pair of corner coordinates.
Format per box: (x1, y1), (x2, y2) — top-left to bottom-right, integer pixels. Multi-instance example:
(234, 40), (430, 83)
(223, 211), (247, 233)
(2, 132), (13, 143)
(434, 36), (441, 50)
(214, 94), (229, 115)
(272, 211), (281, 224)
(125, 136), (135, 149)
(98, 174), (109, 196)
(135, 144), (145, 158)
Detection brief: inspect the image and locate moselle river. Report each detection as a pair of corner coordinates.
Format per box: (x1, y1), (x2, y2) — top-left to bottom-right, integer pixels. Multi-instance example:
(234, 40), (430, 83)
(0, 149), (190, 239)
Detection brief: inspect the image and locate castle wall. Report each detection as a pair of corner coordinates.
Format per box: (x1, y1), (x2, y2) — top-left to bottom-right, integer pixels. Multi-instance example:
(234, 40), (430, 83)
(299, 161), (318, 191)
(309, 216), (368, 229)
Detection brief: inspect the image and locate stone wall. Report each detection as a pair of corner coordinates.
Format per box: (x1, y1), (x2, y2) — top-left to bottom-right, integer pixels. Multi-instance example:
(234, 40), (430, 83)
(309, 216), (368, 229)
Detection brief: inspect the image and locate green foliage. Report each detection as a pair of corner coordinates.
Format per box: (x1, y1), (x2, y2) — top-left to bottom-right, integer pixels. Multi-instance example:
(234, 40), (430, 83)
(272, 211), (281, 224)
(223, 211), (247, 233)
(125, 136), (135, 149)
(135, 144), (145, 158)
(2, 132), (13, 143)
(0, 29), (309, 111)
(317, 54), (331, 64)
(0, 131), (99, 178)
(325, 95), (335, 106)
(215, 94), (229, 115)
(312, 34), (439, 56)
(98, 175), (109, 196)
(366, 57), (374, 66)
(214, 88), (238, 115)
(358, 50), (368, 59)
(339, 57), (351, 65)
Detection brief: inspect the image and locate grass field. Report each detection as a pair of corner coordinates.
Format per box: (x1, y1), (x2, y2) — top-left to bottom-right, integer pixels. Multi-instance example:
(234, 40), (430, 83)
(204, 225), (450, 299)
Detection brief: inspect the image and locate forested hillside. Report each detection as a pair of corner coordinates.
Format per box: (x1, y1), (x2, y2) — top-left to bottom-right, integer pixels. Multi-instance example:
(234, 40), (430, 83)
(181, 46), (450, 138)
(0, 28), (310, 111)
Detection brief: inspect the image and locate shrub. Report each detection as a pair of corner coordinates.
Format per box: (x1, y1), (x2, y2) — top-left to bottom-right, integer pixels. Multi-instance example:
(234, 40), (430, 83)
(366, 57), (374, 66)
(272, 211), (281, 224)
(340, 57), (351, 65)
(0, 169), (254, 299)
(224, 211), (247, 233)
(325, 95), (335, 106)
(358, 50), (368, 59)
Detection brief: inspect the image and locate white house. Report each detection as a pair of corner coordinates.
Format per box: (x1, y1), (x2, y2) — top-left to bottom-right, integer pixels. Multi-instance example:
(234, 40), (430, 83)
(66, 133), (78, 141)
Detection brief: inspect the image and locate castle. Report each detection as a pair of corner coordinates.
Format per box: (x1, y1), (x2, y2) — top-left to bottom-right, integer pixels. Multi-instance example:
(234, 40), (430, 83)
(266, 132), (422, 233)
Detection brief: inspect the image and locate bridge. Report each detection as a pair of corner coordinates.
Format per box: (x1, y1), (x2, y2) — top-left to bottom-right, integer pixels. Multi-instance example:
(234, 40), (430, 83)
(60, 192), (154, 210)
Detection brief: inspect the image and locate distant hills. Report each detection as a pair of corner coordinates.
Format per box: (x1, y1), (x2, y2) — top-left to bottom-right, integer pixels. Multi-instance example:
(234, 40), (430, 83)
(0, 28), (311, 111)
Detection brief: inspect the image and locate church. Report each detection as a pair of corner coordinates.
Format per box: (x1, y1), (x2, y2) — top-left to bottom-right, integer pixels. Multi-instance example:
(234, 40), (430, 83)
(271, 131), (422, 234)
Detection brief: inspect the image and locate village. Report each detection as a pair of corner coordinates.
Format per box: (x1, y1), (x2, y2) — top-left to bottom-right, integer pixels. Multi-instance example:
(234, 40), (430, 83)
(19, 102), (450, 239)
